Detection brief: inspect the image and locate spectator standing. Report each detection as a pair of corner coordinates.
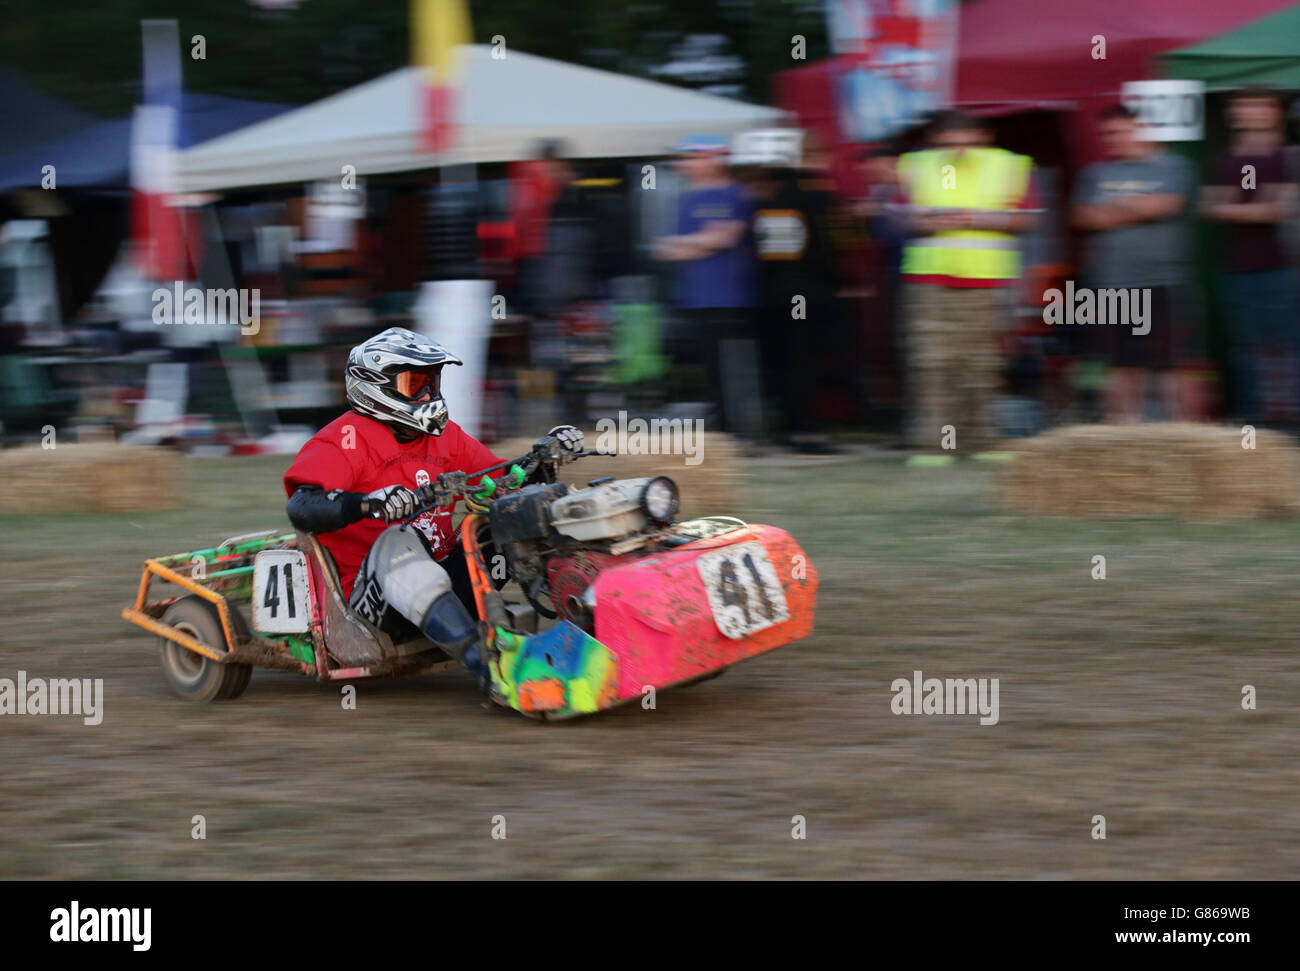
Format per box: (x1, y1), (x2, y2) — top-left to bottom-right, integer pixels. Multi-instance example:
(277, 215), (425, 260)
(857, 143), (908, 277)
(747, 134), (843, 453)
(540, 158), (628, 313)
(654, 135), (761, 438)
(897, 112), (1038, 457)
(854, 142), (908, 436)
(512, 140), (566, 315)
(1071, 104), (1197, 424)
(1202, 88), (1300, 426)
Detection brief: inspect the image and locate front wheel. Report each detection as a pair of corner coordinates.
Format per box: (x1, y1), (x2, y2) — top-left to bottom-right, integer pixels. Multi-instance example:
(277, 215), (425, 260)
(158, 596), (252, 702)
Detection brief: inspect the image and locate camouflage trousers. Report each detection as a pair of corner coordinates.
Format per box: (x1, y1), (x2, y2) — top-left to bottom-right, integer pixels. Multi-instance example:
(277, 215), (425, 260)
(903, 283), (1007, 454)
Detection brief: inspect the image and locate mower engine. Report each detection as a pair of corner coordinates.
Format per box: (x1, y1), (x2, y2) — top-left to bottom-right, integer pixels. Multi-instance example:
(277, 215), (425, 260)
(549, 476), (678, 541)
(488, 476), (681, 629)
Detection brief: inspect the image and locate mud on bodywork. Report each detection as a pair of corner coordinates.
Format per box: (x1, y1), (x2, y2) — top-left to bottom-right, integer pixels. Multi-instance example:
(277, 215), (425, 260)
(591, 524), (818, 700)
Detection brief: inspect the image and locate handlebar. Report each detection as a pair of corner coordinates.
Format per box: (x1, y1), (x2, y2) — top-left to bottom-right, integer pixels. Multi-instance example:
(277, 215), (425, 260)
(397, 439), (614, 523)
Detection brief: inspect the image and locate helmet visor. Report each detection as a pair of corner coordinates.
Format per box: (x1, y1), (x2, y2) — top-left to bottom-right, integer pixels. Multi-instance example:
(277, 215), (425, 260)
(393, 367), (442, 403)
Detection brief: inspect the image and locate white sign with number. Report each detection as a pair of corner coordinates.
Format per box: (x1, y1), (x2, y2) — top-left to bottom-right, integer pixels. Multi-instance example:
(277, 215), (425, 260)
(1121, 80), (1205, 142)
(252, 550), (311, 634)
(695, 541), (790, 640)
(307, 178), (367, 219)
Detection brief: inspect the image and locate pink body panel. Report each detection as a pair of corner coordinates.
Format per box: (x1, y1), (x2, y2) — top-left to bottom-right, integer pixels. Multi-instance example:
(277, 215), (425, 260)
(592, 524), (818, 699)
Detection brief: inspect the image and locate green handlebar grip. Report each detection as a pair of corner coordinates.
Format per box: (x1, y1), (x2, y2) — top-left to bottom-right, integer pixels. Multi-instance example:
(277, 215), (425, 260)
(474, 464), (523, 501)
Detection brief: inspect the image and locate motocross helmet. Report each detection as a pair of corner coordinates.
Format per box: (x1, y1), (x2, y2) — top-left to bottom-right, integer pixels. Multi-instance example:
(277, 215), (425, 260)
(345, 327), (462, 436)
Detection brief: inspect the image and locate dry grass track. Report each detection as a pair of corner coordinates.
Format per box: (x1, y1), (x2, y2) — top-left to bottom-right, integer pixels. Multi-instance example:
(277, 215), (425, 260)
(2, 451), (1297, 878)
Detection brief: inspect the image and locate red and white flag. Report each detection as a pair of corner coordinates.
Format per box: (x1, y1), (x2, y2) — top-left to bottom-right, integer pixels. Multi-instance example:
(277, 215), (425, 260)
(412, 0), (472, 154)
(130, 19), (188, 281)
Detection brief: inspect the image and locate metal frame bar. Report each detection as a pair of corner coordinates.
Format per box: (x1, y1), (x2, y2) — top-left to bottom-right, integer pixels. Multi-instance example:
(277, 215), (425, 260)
(122, 532), (461, 683)
(122, 558), (245, 658)
(121, 533), (304, 669)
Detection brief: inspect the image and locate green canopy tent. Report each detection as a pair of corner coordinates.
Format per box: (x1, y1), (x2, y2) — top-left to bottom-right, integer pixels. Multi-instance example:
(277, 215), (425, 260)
(1161, 4), (1300, 89)
(1160, 4), (1300, 420)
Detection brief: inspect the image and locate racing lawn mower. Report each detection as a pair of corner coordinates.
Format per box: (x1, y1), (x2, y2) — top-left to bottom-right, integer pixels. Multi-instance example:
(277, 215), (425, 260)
(122, 437), (819, 719)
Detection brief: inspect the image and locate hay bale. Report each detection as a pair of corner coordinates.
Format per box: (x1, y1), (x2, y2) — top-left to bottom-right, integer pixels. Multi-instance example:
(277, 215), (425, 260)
(999, 423), (1300, 520)
(489, 429), (743, 518)
(0, 444), (186, 514)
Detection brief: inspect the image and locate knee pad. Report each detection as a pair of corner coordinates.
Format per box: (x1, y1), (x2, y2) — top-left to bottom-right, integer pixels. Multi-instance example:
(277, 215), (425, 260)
(369, 527), (454, 623)
(419, 591), (479, 658)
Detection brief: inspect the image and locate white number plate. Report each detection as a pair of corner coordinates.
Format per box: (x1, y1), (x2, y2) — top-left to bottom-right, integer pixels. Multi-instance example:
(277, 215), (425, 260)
(695, 541), (790, 639)
(252, 550), (311, 634)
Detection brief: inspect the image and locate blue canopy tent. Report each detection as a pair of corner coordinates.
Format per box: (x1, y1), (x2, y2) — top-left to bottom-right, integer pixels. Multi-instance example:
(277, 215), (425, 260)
(0, 91), (290, 324)
(0, 69), (96, 156)
(0, 92), (291, 191)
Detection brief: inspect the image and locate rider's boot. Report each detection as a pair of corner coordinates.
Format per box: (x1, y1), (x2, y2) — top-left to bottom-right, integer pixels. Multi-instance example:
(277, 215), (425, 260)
(419, 592), (497, 697)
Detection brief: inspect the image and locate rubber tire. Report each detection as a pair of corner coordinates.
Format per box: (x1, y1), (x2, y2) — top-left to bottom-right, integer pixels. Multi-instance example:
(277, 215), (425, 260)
(158, 596), (252, 702)
(217, 658), (253, 701)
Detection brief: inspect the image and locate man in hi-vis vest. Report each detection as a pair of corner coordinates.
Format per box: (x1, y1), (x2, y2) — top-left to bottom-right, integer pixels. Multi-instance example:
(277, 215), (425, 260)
(897, 111), (1038, 458)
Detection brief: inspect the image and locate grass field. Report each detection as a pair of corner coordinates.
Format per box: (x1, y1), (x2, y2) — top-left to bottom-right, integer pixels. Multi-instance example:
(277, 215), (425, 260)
(2, 451), (1297, 878)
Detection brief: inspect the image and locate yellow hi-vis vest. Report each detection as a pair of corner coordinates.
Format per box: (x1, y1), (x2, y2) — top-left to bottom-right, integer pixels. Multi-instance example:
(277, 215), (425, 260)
(898, 147), (1032, 281)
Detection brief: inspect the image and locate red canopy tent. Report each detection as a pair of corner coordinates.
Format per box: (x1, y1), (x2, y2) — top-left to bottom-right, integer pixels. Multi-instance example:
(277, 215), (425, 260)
(776, 0), (1296, 170)
(773, 0), (1299, 421)
(957, 0), (1295, 162)
(958, 0), (1291, 106)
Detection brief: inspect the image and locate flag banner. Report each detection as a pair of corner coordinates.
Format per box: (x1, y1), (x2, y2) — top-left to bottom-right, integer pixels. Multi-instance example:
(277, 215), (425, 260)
(130, 19), (188, 281)
(824, 0), (960, 143)
(412, 0), (473, 154)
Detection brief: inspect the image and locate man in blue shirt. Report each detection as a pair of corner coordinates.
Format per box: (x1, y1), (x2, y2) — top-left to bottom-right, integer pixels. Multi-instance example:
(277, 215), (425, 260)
(655, 135), (761, 437)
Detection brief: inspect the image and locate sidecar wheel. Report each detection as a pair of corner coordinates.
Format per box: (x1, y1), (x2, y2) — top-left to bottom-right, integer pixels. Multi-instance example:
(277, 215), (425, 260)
(217, 659), (253, 701)
(159, 597), (252, 703)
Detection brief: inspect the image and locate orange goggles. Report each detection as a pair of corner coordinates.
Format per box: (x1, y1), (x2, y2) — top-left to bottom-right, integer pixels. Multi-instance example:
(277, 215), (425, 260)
(393, 368), (441, 402)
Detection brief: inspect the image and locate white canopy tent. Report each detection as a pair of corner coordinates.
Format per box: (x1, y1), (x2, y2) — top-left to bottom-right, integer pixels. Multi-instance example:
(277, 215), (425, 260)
(177, 46), (785, 191)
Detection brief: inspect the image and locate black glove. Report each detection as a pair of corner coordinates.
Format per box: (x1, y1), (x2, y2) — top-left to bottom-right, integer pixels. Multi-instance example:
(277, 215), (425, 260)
(365, 485), (418, 522)
(547, 424), (584, 454)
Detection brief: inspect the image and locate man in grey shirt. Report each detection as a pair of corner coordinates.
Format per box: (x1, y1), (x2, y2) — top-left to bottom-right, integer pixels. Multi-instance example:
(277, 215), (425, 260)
(1071, 104), (1197, 422)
